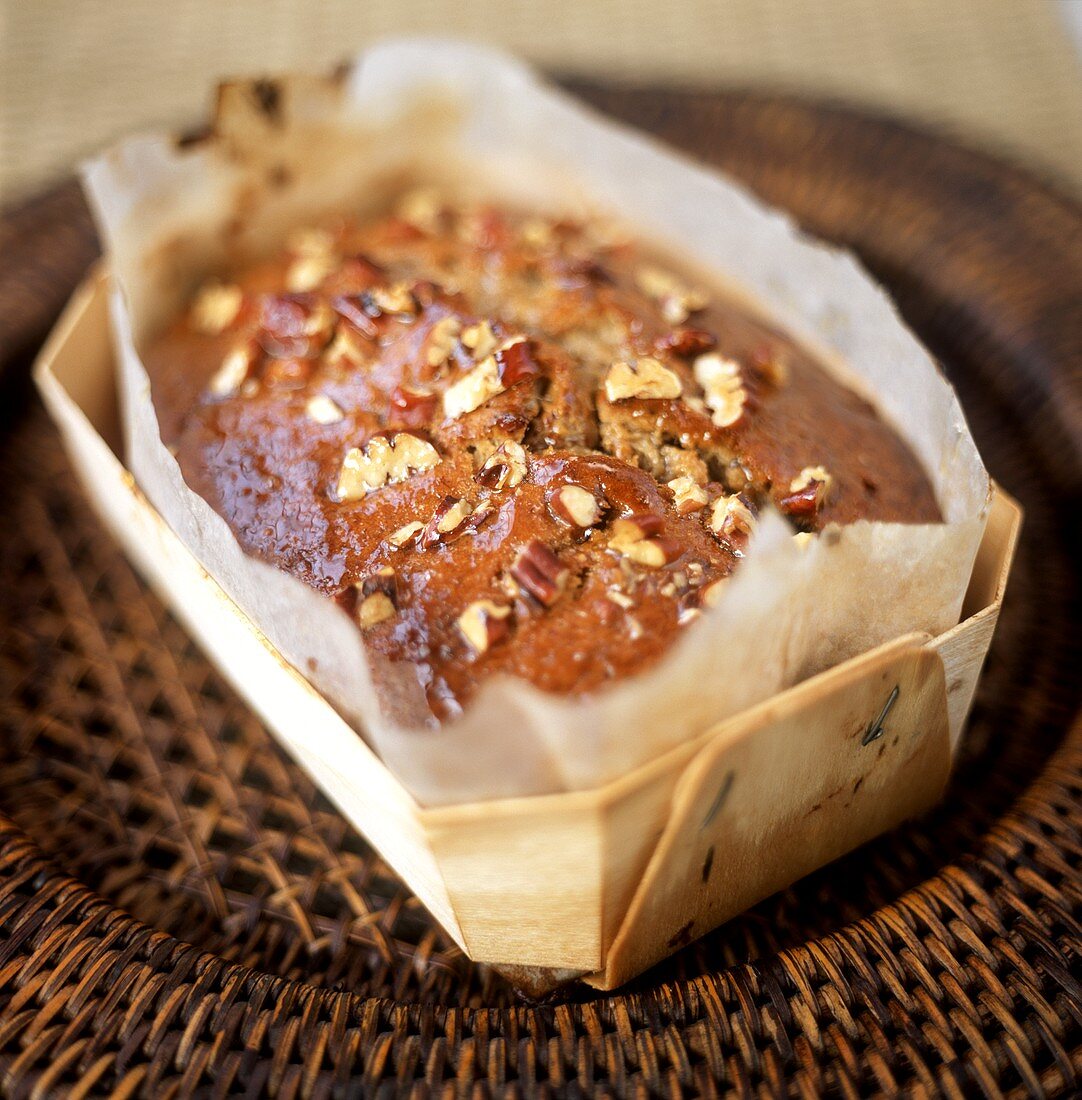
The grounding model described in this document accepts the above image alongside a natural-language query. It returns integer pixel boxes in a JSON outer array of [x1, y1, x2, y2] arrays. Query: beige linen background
[[2, 0, 1081, 205]]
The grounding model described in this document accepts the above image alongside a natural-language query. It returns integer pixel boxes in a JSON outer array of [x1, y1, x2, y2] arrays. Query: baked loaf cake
[[144, 193, 941, 721]]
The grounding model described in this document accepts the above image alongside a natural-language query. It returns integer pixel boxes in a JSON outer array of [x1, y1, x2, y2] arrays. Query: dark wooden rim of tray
[[0, 87, 1079, 1097]]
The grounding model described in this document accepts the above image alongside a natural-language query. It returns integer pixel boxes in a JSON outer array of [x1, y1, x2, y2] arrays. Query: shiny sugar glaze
[[144, 196, 940, 721]]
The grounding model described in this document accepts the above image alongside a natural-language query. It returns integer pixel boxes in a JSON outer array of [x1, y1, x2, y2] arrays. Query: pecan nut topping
[[476, 441, 528, 490], [421, 496, 475, 547], [604, 357, 682, 402], [548, 484, 604, 529], [192, 282, 243, 334], [511, 540, 568, 607], [779, 466, 833, 519], [457, 600, 512, 655], [336, 433, 440, 500]]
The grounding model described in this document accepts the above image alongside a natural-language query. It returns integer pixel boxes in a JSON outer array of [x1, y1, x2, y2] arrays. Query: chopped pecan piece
[[457, 600, 512, 655], [476, 441, 528, 490], [700, 579, 727, 608], [421, 496, 475, 547], [192, 282, 243, 334], [677, 601, 702, 625], [442, 356, 503, 418], [548, 484, 604, 529], [779, 466, 833, 519], [426, 316, 462, 367], [791, 465, 833, 493], [208, 341, 258, 397], [336, 433, 440, 500], [667, 476, 708, 515], [609, 514, 681, 567], [336, 566, 398, 629], [778, 485, 820, 519], [511, 540, 568, 607], [461, 320, 499, 360], [710, 493, 757, 544], [604, 357, 682, 402], [613, 513, 663, 539], [367, 283, 419, 317], [464, 499, 498, 535], [693, 353, 747, 428], [494, 338, 539, 387], [443, 338, 532, 418], [357, 591, 394, 627], [305, 394, 344, 425], [386, 520, 424, 548], [355, 567, 398, 628]]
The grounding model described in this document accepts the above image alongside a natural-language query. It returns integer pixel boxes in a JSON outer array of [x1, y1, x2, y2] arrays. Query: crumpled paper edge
[[81, 38, 990, 806]]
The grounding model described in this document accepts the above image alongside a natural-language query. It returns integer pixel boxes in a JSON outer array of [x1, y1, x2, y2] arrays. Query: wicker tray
[[0, 87, 1079, 1097]]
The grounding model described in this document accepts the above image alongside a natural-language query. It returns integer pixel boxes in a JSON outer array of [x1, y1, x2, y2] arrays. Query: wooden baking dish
[[35, 269, 1021, 990]]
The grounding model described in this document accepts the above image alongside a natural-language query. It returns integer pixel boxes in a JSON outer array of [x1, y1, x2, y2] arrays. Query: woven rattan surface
[[0, 88, 1079, 1097]]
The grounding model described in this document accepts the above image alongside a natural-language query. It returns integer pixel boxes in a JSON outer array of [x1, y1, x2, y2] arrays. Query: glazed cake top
[[144, 193, 940, 721]]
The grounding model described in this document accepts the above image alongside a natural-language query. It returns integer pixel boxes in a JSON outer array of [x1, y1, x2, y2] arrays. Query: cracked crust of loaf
[[143, 195, 941, 722]]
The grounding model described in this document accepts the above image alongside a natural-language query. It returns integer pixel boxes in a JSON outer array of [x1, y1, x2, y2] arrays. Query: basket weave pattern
[[0, 89, 1078, 1096]]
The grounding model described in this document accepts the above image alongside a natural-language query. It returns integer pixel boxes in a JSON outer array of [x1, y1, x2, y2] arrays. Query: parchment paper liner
[[35, 271, 1020, 983], [81, 39, 990, 806]]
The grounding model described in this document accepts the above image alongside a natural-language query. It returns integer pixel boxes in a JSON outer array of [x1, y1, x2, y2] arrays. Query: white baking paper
[[81, 39, 990, 805]]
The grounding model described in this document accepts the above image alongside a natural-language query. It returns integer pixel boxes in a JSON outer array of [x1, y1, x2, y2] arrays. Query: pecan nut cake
[[144, 192, 941, 721]]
